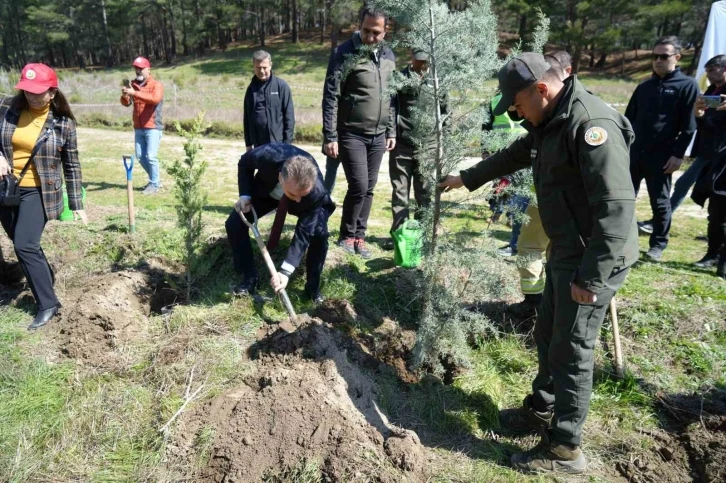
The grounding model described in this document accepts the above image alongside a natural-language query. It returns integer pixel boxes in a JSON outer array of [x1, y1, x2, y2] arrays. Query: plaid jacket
[[0, 97, 84, 220]]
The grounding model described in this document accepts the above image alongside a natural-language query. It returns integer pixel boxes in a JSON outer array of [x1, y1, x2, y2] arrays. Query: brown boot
[[498, 395, 553, 434], [511, 430, 587, 474]]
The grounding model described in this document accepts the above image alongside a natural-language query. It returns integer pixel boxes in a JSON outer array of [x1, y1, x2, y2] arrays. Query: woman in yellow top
[[0, 63, 86, 330]]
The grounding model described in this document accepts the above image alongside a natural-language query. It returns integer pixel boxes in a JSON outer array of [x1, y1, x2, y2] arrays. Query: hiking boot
[[637, 220, 654, 235], [142, 183, 160, 195], [337, 238, 355, 255], [498, 245, 517, 257], [644, 247, 663, 262], [499, 395, 553, 434], [382, 238, 395, 251], [231, 277, 257, 297], [354, 238, 372, 259], [511, 431, 587, 474], [694, 253, 719, 269]]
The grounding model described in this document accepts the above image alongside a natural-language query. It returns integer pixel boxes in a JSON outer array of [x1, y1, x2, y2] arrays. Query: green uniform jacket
[[461, 76, 639, 294]]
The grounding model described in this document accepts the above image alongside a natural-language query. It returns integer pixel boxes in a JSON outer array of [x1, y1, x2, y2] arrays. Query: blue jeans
[[670, 156, 708, 213], [135, 129, 162, 187], [509, 195, 530, 249]]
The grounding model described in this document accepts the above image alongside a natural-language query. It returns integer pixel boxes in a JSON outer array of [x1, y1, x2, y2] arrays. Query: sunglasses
[[652, 53, 677, 61]]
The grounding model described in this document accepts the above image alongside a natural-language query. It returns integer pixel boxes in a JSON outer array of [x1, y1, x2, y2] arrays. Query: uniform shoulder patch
[[584, 126, 608, 146]]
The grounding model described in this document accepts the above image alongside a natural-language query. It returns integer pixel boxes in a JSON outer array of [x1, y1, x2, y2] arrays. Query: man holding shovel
[[225, 143, 334, 304], [439, 53, 638, 474]]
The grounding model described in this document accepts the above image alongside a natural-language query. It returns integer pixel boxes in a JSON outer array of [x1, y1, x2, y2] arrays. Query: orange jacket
[[120, 75, 164, 129]]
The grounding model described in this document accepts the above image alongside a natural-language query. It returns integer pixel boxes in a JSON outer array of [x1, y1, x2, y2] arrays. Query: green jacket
[[322, 32, 396, 143], [461, 76, 639, 294]]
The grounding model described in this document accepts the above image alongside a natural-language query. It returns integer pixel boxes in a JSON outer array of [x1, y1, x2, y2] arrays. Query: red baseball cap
[[15, 63, 58, 94], [132, 57, 151, 69]]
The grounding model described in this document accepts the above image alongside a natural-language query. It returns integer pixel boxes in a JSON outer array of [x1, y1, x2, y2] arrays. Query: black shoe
[[499, 394, 553, 434], [498, 245, 517, 257], [523, 293, 543, 306], [717, 261, 725, 280], [231, 277, 257, 297], [354, 238, 372, 259], [382, 238, 395, 251], [637, 220, 654, 235], [28, 303, 61, 330], [694, 254, 719, 269], [337, 238, 355, 255], [644, 247, 663, 262]]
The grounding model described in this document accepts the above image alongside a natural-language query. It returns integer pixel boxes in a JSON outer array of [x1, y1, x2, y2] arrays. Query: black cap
[[493, 53, 551, 116]]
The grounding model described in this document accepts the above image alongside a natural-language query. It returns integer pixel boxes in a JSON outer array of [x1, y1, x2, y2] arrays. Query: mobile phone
[[122, 79, 131, 88], [702, 95, 723, 109]]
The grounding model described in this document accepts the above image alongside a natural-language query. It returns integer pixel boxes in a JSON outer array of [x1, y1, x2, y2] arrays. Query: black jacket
[[625, 68, 698, 160], [237, 143, 334, 270], [322, 32, 396, 143], [243, 74, 295, 148], [692, 83, 726, 161]]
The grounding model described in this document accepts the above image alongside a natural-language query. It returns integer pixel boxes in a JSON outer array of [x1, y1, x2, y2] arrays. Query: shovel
[[609, 297, 624, 379], [239, 206, 297, 322], [122, 155, 136, 233]]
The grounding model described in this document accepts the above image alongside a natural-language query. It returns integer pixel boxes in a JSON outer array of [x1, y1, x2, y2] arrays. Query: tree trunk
[[181, 0, 189, 55], [595, 51, 607, 70], [100, 0, 114, 66], [292, 0, 299, 43], [518, 13, 527, 39], [258, 5, 266, 47], [169, 0, 178, 59], [320, 1, 326, 45]]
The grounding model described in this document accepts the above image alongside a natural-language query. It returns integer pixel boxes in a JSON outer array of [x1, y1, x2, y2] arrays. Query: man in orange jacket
[[120, 57, 164, 194]]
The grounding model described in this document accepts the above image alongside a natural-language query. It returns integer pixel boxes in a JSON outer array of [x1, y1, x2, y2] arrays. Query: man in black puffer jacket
[[625, 35, 698, 262]]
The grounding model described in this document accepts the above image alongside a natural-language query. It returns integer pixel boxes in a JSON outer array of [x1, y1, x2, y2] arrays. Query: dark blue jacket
[[243, 74, 295, 148], [237, 143, 334, 270], [625, 68, 698, 160], [693, 83, 726, 161]]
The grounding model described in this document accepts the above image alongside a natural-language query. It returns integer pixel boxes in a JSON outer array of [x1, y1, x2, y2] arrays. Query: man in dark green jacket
[[439, 53, 638, 474], [322, 6, 396, 259]]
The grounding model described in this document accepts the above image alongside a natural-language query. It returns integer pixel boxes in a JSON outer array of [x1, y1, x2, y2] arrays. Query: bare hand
[[234, 196, 251, 214], [271, 272, 289, 293], [324, 142, 339, 158], [437, 174, 464, 192], [0, 154, 9, 176], [121, 87, 135, 97], [663, 156, 683, 174], [73, 209, 88, 225], [385, 138, 396, 151], [571, 282, 597, 304], [695, 97, 706, 118]]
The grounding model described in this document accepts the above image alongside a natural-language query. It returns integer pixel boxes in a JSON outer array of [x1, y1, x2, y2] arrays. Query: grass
[[0, 43, 723, 480]]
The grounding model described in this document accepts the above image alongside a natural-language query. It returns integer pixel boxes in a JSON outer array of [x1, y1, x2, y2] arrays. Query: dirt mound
[[51, 271, 150, 368], [614, 431, 692, 483], [168, 319, 428, 482]]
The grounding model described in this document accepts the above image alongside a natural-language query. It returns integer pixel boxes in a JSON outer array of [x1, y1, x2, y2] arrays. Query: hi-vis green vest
[[492, 93, 526, 132]]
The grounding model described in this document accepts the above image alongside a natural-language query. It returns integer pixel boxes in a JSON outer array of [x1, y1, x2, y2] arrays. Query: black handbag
[[0, 122, 54, 208]]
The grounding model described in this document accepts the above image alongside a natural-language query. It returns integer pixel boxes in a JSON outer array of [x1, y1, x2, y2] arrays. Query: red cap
[[15, 63, 58, 94], [132, 57, 151, 69]]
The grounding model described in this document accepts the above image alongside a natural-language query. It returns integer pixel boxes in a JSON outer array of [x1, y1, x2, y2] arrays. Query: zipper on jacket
[[375, 55, 382, 134]]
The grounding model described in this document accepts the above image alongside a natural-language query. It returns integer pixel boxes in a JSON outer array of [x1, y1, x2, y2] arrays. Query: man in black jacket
[[243, 51, 295, 152], [625, 36, 698, 261], [322, 6, 396, 259], [225, 143, 334, 302]]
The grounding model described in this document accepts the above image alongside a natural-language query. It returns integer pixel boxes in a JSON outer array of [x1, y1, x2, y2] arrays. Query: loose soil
[[166, 318, 428, 482]]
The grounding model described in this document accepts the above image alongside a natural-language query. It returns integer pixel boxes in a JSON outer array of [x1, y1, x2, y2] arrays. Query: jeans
[[0, 188, 58, 310], [338, 131, 386, 240], [324, 156, 340, 193], [508, 195, 530, 249], [135, 128, 162, 187], [670, 156, 708, 213]]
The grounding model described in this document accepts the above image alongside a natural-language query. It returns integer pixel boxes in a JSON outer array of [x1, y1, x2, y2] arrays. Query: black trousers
[[631, 156, 672, 250], [224, 197, 330, 295], [338, 131, 386, 240], [389, 143, 430, 233], [707, 196, 726, 262], [0, 187, 58, 311], [532, 264, 629, 446]]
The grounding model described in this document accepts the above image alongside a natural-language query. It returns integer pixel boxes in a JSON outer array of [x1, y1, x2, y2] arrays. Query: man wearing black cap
[[439, 53, 638, 474], [385, 49, 433, 248]]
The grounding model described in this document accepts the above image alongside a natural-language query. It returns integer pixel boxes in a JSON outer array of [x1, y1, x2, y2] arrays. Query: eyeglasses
[[652, 53, 677, 61]]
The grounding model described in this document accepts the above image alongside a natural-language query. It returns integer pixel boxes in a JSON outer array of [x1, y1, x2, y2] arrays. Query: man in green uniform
[[439, 53, 638, 474]]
